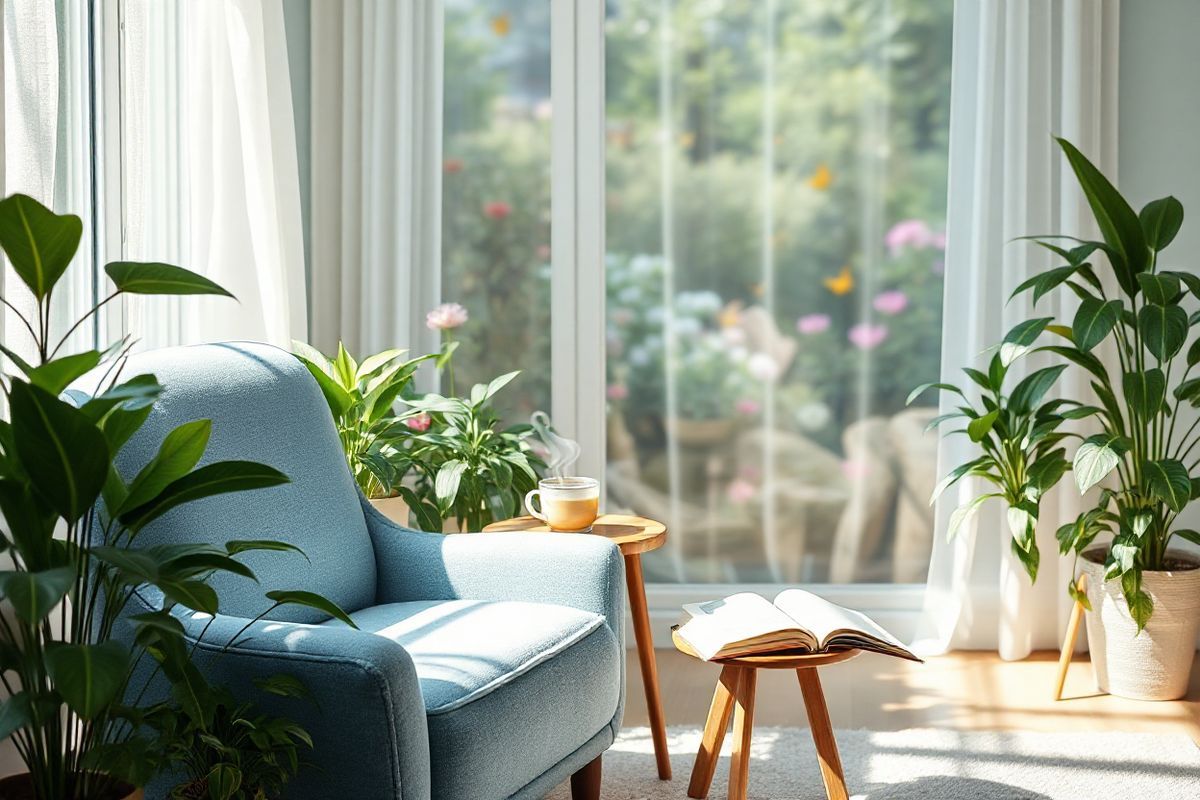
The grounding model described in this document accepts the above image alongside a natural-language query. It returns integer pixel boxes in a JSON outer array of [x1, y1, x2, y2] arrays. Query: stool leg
[[687, 665, 738, 799], [728, 667, 757, 800], [796, 668, 848, 800]]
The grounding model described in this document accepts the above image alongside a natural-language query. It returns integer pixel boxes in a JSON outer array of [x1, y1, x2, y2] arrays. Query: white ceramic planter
[[1080, 547, 1200, 701]]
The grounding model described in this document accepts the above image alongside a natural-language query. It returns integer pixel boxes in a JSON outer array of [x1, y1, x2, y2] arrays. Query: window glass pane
[[441, 1, 552, 422], [605, 1, 952, 584]]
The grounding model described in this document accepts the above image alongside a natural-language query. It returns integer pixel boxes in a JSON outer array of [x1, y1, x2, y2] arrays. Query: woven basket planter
[[1080, 547, 1200, 701]]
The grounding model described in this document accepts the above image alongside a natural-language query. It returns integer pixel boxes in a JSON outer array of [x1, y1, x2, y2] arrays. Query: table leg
[[687, 665, 738, 799], [625, 553, 672, 779], [796, 668, 849, 800], [728, 667, 757, 800]]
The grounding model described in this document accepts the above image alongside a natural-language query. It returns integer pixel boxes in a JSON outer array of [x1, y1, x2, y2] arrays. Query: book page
[[772, 588, 905, 651], [678, 593, 807, 660]]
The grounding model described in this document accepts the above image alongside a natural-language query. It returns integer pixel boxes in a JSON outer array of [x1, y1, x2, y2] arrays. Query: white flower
[[795, 401, 831, 430], [747, 352, 781, 382]]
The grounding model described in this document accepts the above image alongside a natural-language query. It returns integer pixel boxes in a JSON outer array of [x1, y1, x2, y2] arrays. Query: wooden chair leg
[[797, 668, 848, 800], [687, 664, 739, 799], [1054, 574, 1088, 700], [728, 667, 757, 800], [570, 754, 602, 800]]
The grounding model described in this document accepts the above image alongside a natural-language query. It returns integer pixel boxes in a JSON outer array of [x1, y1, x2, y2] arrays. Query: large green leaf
[[966, 410, 998, 442], [1010, 535, 1041, 583], [120, 460, 289, 531], [27, 350, 102, 395], [1139, 196, 1184, 251], [1173, 377, 1200, 406], [0, 479, 55, 568], [105, 262, 233, 296], [999, 317, 1054, 364], [947, 493, 998, 540], [1144, 458, 1191, 512], [1073, 434, 1129, 493], [1136, 272, 1182, 305], [1121, 571, 1154, 632], [357, 348, 408, 380], [906, 382, 965, 406], [1057, 138, 1147, 290], [0, 567, 75, 624], [45, 641, 129, 719], [435, 460, 467, 511], [1035, 345, 1107, 381], [9, 381, 109, 521], [0, 194, 83, 300], [1008, 364, 1068, 415], [1026, 449, 1069, 493], [0, 693, 32, 743], [159, 579, 219, 614], [1121, 368, 1166, 421], [120, 419, 212, 513], [295, 356, 353, 417], [1009, 268, 1081, 308], [265, 590, 357, 627], [1138, 303, 1189, 361], [1071, 298, 1121, 352]]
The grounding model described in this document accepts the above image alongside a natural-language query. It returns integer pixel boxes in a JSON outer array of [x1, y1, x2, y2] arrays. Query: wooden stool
[[673, 631, 858, 800]]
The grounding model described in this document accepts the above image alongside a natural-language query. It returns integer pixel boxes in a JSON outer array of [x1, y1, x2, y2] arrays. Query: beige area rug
[[544, 726, 1200, 799]]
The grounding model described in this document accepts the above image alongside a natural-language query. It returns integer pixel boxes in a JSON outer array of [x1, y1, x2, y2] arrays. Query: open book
[[675, 589, 922, 662]]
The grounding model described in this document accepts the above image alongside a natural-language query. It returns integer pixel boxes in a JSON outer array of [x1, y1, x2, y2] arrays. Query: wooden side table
[[482, 514, 673, 780], [673, 630, 858, 800]]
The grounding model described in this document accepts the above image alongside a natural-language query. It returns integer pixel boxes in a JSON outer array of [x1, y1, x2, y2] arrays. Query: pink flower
[[796, 313, 831, 335], [405, 413, 432, 432], [606, 383, 629, 401], [848, 322, 888, 350], [443, 158, 464, 174], [872, 290, 908, 315], [735, 398, 761, 415], [885, 219, 932, 256], [727, 478, 757, 503], [483, 201, 512, 220], [747, 353, 781, 382], [931, 231, 946, 250], [426, 302, 469, 330]]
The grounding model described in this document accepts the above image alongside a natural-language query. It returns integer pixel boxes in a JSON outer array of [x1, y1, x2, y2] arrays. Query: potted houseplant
[[402, 373, 545, 532], [913, 139, 1200, 700], [0, 194, 353, 798], [291, 341, 442, 524]]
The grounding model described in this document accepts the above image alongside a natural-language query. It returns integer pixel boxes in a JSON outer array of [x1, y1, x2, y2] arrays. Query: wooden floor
[[624, 649, 1200, 744]]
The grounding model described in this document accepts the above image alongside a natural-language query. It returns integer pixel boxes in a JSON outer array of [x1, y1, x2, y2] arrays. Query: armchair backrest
[[110, 342, 378, 622]]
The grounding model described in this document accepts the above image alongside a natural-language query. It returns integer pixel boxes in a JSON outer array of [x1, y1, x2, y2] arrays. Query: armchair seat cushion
[[327, 598, 622, 798]]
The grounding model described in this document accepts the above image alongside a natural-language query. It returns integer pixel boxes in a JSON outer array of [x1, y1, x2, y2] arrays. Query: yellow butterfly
[[808, 163, 833, 191], [490, 13, 511, 37], [823, 266, 854, 296]]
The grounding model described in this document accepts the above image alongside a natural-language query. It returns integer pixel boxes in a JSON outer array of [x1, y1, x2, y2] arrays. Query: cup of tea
[[525, 477, 599, 532]]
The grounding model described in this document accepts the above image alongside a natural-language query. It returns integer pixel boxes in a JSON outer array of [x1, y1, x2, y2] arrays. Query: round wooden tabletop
[[671, 629, 861, 669], [481, 514, 667, 556]]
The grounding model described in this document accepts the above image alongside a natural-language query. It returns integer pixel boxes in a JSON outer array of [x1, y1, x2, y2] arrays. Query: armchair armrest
[[169, 606, 430, 800], [361, 497, 625, 648]]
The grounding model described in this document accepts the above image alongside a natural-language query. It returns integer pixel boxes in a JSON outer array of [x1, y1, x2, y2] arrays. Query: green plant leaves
[[26, 350, 102, 394], [9, 381, 109, 522], [0, 567, 75, 624], [1071, 298, 1121, 352], [1135, 272, 1182, 305], [0, 194, 83, 300], [0, 694, 33, 743], [966, 410, 998, 442], [121, 419, 212, 513], [45, 641, 130, 719], [1137, 303, 1188, 361], [999, 317, 1053, 364], [105, 262, 233, 296], [265, 590, 357, 628], [1057, 138, 1147, 292], [1073, 434, 1129, 493], [1008, 364, 1068, 415], [434, 460, 468, 513], [121, 460, 289, 531], [1143, 458, 1191, 512], [906, 382, 965, 406], [1121, 368, 1166, 421], [947, 493, 998, 540], [1009, 267, 1083, 308], [1139, 196, 1184, 251]]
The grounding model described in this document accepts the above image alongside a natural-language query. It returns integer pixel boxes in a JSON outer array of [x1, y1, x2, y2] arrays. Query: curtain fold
[[914, 0, 1121, 659], [309, 0, 443, 362], [121, 0, 306, 349]]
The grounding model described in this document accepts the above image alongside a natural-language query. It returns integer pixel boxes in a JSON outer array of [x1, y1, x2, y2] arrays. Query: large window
[[603, 1, 953, 584]]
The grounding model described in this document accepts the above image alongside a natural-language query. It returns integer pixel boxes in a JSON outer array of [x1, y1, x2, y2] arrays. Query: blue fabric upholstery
[[100, 342, 625, 800]]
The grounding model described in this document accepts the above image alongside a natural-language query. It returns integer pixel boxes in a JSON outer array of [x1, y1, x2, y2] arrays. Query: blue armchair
[[112, 342, 625, 800]]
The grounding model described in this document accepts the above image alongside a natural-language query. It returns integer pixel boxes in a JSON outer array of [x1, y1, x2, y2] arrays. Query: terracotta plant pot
[[1080, 547, 1200, 701], [368, 493, 410, 525], [0, 774, 142, 800]]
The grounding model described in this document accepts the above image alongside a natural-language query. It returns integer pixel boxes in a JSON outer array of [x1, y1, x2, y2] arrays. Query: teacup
[[525, 477, 599, 532]]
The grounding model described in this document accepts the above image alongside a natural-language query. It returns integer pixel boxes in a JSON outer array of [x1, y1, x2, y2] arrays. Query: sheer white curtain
[[120, 0, 306, 349], [914, 0, 1121, 659], [308, 0, 443, 361]]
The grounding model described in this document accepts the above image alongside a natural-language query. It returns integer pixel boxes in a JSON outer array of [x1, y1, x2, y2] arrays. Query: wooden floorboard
[[624, 650, 1200, 744]]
